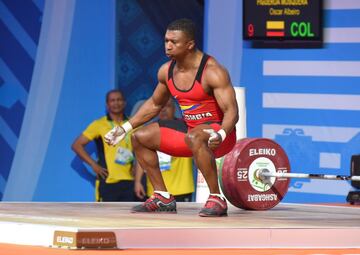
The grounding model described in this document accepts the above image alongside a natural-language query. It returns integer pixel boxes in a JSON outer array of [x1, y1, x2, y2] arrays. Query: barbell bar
[[219, 138, 360, 211], [257, 169, 360, 182]]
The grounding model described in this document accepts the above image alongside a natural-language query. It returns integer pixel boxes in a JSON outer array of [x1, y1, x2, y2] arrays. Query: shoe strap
[[206, 198, 227, 209]]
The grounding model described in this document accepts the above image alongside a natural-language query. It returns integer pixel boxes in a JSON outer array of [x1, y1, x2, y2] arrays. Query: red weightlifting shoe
[[199, 195, 228, 217], [131, 193, 177, 213]]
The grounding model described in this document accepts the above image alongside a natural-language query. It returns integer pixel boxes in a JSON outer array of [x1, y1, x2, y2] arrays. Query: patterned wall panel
[[0, 0, 44, 200]]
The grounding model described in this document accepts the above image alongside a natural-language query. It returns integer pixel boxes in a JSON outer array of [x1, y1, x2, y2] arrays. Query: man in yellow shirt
[[72, 89, 136, 201], [134, 99, 195, 202]]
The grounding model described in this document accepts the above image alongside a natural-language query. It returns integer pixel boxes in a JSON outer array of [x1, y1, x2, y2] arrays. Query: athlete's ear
[[187, 40, 195, 50]]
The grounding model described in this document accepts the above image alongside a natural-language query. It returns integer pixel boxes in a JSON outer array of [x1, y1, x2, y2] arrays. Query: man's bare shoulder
[[204, 57, 231, 87], [158, 60, 172, 83], [206, 57, 227, 73]]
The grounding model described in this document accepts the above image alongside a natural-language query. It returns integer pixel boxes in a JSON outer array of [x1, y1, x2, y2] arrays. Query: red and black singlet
[[166, 54, 224, 128]]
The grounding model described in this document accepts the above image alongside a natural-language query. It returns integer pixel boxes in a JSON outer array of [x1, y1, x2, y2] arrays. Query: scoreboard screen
[[243, 0, 322, 41]]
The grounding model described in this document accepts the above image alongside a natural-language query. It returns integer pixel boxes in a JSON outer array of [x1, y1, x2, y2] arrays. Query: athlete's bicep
[[214, 84, 237, 113], [208, 67, 237, 114], [207, 65, 239, 133], [129, 64, 171, 126], [151, 63, 171, 107], [151, 82, 171, 108]]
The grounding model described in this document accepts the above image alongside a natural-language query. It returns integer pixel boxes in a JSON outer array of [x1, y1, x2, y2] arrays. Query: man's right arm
[[105, 63, 171, 145], [129, 63, 171, 128], [71, 135, 108, 179]]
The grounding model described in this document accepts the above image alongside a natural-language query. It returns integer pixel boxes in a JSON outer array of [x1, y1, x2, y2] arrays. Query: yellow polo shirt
[[82, 116, 134, 183], [146, 155, 194, 197]]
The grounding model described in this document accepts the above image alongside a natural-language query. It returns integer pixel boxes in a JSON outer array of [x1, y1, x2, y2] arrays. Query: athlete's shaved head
[[167, 18, 196, 41]]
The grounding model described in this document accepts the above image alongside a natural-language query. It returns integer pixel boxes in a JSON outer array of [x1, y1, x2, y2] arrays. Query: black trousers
[[98, 179, 136, 202]]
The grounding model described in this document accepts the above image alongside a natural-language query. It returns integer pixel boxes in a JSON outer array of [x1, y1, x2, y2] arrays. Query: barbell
[[219, 138, 360, 210]]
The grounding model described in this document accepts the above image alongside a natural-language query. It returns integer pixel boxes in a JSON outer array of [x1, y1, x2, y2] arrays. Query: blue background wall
[[205, 0, 360, 203], [240, 1, 360, 203], [1, 0, 47, 200], [1, 0, 360, 203], [1, 0, 115, 201]]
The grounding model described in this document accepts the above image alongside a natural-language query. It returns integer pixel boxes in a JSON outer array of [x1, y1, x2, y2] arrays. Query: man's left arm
[[208, 65, 239, 136]]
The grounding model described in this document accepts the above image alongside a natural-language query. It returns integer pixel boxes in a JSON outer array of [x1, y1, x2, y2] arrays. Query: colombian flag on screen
[[266, 21, 285, 37]]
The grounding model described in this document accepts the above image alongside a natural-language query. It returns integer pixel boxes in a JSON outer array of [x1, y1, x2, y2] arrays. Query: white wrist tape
[[218, 129, 226, 141], [121, 121, 133, 133]]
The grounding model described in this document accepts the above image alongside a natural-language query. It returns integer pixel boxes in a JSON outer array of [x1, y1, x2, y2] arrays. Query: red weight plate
[[219, 138, 290, 210]]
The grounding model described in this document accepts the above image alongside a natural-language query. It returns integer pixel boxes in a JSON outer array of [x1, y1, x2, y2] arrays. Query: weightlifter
[[105, 18, 239, 217]]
